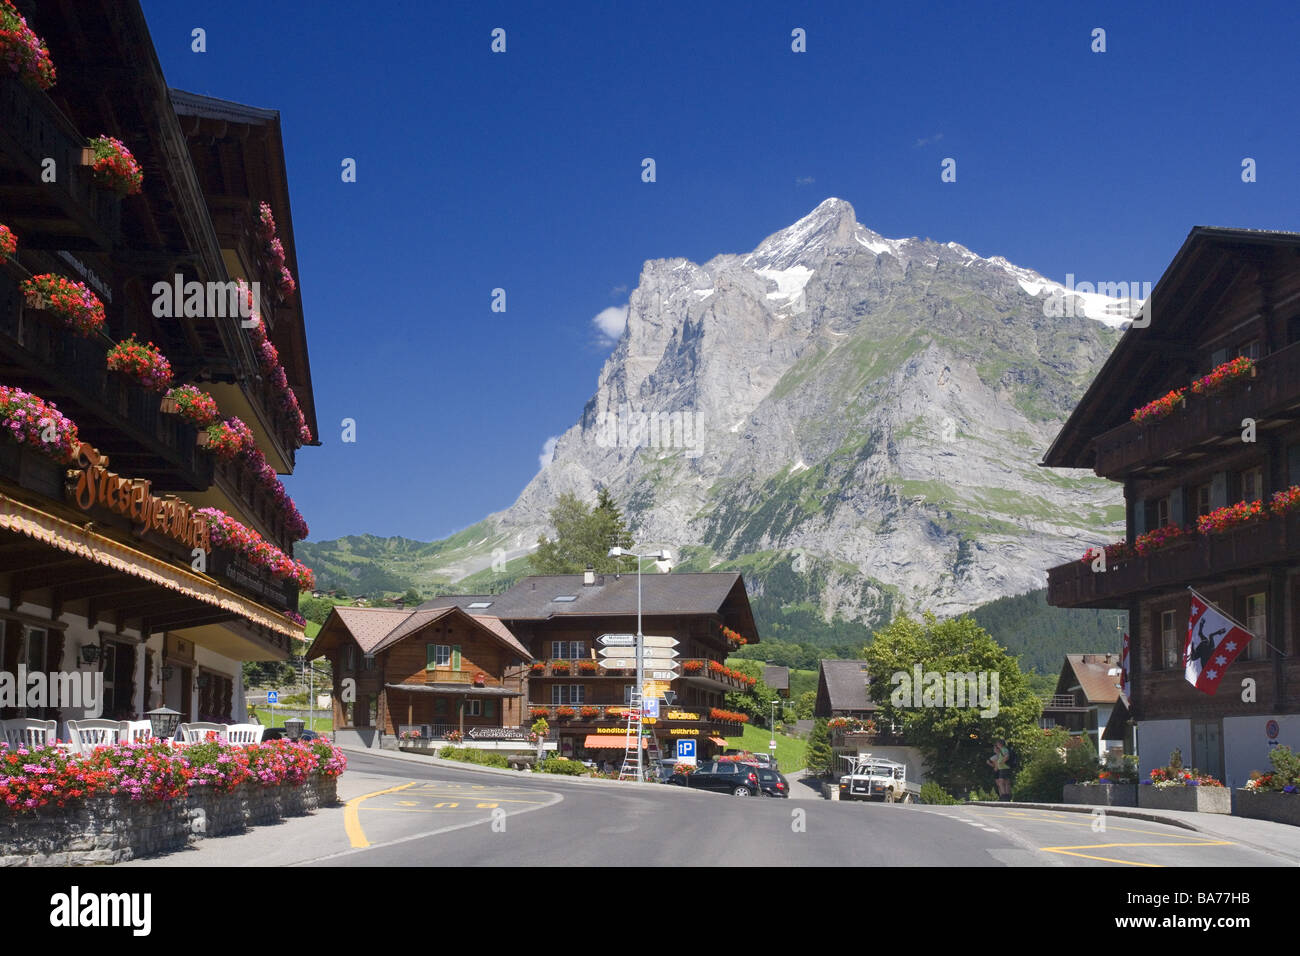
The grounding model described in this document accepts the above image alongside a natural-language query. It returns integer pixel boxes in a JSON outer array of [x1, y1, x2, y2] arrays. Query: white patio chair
[[224, 723, 265, 744], [2, 718, 57, 749], [119, 719, 153, 743], [177, 722, 228, 743], [66, 718, 122, 755]]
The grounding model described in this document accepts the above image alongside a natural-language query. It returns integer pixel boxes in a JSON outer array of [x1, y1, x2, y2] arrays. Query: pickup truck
[[837, 754, 919, 803]]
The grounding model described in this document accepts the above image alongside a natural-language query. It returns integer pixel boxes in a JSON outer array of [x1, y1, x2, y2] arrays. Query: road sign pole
[[637, 556, 643, 782]]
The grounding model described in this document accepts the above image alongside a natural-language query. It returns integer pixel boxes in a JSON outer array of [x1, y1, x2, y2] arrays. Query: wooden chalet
[[425, 571, 761, 760], [1039, 653, 1124, 755], [1044, 226, 1300, 785], [0, 1, 316, 726]]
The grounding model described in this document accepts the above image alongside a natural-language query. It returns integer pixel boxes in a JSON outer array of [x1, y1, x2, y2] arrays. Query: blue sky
[[141, 0, 1300, 542]]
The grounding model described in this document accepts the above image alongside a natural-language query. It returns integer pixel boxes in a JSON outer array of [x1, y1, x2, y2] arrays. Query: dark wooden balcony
[[0, 74, 120, 250], [1093, 344, 1300, 479], [1048, 511, 1300, 608], [0, 268, 212, 490], [211, 454, 293, 553]]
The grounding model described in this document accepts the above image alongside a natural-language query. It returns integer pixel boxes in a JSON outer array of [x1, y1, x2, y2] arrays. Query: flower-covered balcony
[[1093, 346, 1300, 479]]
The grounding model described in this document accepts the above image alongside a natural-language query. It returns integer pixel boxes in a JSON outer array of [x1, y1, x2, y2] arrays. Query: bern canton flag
[[1184, 591, 1253, 695]]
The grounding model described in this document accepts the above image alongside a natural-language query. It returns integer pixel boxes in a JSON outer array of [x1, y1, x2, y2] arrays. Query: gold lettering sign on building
[[67, 444, 211, 552], [667, 710, 700, 721], [669, 728, 700, 735]]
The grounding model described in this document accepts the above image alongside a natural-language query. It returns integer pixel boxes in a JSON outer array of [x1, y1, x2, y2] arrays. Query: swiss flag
[[1184, 592, 1253, 695]]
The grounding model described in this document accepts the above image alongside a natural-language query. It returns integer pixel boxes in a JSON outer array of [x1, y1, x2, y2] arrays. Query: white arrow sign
[[597, 634, 637, 647], [598, 658, 637, 669], [640, 636, 679, 649], [650, 669, 679, 680], [599, 646, 679, 659]]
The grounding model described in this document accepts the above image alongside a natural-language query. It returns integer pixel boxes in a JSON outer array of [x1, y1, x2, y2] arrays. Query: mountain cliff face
[[302, 199, 1126, 636]]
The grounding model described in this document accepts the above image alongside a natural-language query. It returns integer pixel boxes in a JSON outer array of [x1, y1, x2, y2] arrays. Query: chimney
[[583, 566, 596, 586]]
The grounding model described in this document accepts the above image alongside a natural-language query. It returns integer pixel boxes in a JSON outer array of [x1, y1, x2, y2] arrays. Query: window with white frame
[[1241, 467, 1264, 504], [551, 684, 585, 705], [1244, 593, 1267, 661], [551, 641, 586, 659], [1161, 610, 1180, 670], [466, 699, 482, 716]]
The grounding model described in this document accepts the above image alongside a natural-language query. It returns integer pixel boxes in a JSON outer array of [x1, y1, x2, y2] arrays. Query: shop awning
[[583, 735, 647, 749], [0, 493, 303, 641], [708, 736, 728, 747]]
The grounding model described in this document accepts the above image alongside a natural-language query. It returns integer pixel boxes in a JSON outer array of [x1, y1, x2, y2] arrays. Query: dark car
[[756, 768, 789, 798], [259, 727, 320, 742], [665, 760, 762, 796]]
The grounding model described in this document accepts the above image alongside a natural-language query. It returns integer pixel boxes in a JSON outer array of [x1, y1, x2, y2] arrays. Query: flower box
[[1137, 784, 1231, 814], [1190, 356, 1255, 396], [20, 274, 106, 337], [1063, 783, 1138, 807], [83, 135, 144, 196], [0, 2, 57, 90], [1233, 790, 1300, 827], [1131, 388, 1186, 425]]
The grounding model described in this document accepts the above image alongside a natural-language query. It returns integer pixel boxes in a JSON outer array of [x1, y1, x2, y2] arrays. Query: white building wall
[[1223, 714, 1300, 788], [1137, 719, 1191, 779]]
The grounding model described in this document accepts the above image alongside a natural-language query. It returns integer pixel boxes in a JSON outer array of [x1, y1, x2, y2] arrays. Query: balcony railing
[[677, 660, 753, 691], [1093, 345, 1300, 479], [1048, 510, 1300, 608], [0, 270, 212, 489], [211, 453, 293, 552], [0, 74, 121, 248], [1042, 695, 1085, 710], [528, 660, 625, 679]]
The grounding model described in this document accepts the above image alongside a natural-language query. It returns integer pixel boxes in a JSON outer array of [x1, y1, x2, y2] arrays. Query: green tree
[[401, 587, 423, 605], [805, 718, 833, 777], [297, 595, 334, 626], [862, 611, 1042, 795], [528, 489, 636, 574], [722, 661, 780, 725], [795, 689, 817, 719]]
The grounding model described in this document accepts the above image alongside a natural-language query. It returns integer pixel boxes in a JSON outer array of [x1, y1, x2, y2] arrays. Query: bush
[[1012, 730, 1097, 802], [437, 746, 509, 768], [537, 758, 588, 776], [920, 781, 957, 805]]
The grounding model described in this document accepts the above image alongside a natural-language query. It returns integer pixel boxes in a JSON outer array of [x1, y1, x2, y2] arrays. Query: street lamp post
[[608, 544, 671, 781], [770, 698, 778, 754]]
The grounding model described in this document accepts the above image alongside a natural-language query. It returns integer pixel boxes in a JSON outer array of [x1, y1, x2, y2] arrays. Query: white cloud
[[538, 435, 559, 470], [592, 304, 629, 347], [914, 132, 944, 148]]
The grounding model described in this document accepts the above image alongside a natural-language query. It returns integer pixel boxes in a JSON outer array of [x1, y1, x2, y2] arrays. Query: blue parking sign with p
[[677, 739, 695, 759]]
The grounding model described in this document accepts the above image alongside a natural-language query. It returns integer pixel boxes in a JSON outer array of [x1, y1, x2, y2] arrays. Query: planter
[[1063, 783, 1138, 807], [160, 396, 180, 415], [0, 794, 188, 866], [1138, 785, 1231, 814], [1233, 790, 1300, 827], [186, 784, 248, 839]]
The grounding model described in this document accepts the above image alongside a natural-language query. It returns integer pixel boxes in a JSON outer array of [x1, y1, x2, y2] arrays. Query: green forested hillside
[[970, 588, 1126, 674]]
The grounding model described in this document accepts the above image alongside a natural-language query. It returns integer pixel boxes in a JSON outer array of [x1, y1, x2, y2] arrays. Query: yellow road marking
[[1040, 840, 1234, 867], [344, 781, 416, 848], [993, 814, 1192, 838], [396, 800, 418, 806]]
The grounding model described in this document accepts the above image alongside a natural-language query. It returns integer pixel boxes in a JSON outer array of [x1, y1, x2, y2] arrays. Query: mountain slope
[[300, 199, 1126, 633]]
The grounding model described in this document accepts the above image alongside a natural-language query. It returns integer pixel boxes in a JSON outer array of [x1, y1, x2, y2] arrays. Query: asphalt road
[[124, 751, 1292, 867]]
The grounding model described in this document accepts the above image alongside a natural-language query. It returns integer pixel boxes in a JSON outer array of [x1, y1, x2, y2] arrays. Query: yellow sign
[[643, 681, 668, 698], [667, 711, 700, 721], [669, 728, 699, 736], [595, 727, 631, 734], [68, 443, 210, 551]]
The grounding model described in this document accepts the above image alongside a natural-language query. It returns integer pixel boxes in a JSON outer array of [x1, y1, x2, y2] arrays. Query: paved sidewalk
[[970, 800, 1300, 866]]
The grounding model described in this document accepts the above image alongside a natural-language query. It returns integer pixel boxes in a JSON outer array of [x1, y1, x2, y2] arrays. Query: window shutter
[[1168, 487, 1184, 526], [1210, 472, 1228, 509], [485, 699, 495, 719], [1211, 347, 1228, 367], [452, 645, 462, 671], [426, 644, 436, 670], [1133, 498, 1147, 536]]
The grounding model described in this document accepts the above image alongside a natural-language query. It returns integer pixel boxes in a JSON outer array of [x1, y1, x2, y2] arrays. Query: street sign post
[[676, 738, 697, 766], [267, 690, 278, 727]]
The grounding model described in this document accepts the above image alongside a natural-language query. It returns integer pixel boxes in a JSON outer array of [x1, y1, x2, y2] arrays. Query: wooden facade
[[1044, 227, 1300, 784], [0, 2, 316, 727]]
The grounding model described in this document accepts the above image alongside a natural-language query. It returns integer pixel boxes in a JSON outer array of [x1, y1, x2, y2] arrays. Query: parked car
[[260, 727, 320, 742], [665, 759, 761, 796], [756, 768, 789, 797]]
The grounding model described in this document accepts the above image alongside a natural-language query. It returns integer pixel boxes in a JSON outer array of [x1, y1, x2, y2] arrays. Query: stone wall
[[0, 775, 340, 866]]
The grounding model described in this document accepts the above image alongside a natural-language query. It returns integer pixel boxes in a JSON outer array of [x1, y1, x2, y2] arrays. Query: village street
[[120, 751, 1298, 868]]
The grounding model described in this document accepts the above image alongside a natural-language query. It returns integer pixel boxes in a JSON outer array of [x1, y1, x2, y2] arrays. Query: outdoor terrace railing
[[1048, 510, 1300, 608], [1093, 345, 1300, 479]]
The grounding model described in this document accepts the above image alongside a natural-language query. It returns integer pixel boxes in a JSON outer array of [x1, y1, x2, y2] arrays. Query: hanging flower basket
[[199, 417, 254, 463], [20, 274, 106, 337], [0, 384, 79, 464], [1131, 388, 1186, 425], [0, 1, 56, 90], [84, 135, 144, 196], [1197, 499, 1266, 535], [0, 223, 16, 260], [1190, 356, 1255, 397], [161, 385, 220, 428], [106, 337, 173, 392], [1271, 485, 1300, 517], [554, 706, 576, 720]]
